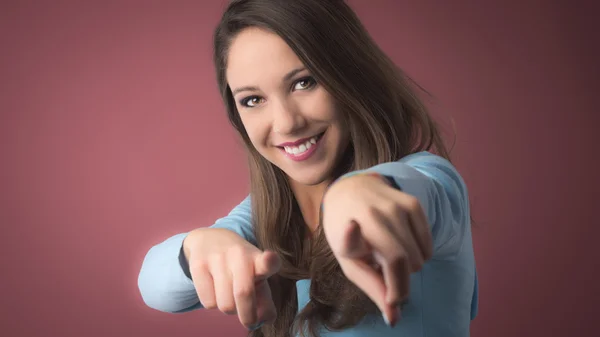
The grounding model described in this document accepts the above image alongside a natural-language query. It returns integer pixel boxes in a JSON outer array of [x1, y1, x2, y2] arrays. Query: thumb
[[254, 250, 281, 281]]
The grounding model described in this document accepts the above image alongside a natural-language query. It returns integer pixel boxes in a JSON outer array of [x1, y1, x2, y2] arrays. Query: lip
[[276, 132, 324, 147], [278, 131, 325, 162]]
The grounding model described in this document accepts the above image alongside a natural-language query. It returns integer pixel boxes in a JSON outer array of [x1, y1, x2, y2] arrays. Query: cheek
[[240, 115, 270, 149], [309, 89, 339, 121]]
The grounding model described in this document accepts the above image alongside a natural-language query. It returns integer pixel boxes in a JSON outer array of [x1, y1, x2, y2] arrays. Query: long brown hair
[[213, 1, 451, 336]]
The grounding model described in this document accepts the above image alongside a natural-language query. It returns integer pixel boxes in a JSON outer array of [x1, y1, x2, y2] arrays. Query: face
[[226, 27, 349, 186]]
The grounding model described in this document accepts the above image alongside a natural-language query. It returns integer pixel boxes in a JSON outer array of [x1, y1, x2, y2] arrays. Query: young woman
[[138, 0, 478, 336]]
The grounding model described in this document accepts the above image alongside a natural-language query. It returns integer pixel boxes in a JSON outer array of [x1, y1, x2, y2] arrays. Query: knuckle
[[201, 299, 217, 310], [407, 196, 421, 211], [382, 201, 400, 216], [188, 257, 209, 274], [233, 284, 254, 299], [217, 302, 237, 314]]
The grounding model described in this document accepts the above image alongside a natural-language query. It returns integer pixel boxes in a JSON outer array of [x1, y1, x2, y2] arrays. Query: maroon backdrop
[[1, 0, 597, 336]]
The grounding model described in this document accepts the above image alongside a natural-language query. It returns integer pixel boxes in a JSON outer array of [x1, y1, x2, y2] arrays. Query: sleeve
[[471, 269, 479, 320], [344, 151, 471, 259], [137, 195, 255, 313]]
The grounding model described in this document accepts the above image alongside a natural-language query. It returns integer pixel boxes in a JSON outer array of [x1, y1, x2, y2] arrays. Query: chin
[[282, 162, 335, 186], [288, 173, 328, 186]]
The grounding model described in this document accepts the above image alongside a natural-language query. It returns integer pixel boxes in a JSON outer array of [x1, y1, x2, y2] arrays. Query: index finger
[[357, 209, 411, 306], [230, 254, 258, 328], [337, 256, 398, 327]]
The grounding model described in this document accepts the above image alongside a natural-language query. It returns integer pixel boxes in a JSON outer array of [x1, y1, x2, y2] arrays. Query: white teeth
[[284, 135, 319, 155]]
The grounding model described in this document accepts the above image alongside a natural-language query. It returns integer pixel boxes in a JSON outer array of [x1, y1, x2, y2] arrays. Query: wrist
[[182, 233, 192, 264], [328, 171, 390, 194], [322, 171, 389, 207], [180, 231, 199, 280], [182, 229, 202, 262]]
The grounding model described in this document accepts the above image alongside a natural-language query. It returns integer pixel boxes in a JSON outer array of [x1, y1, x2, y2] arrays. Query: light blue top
[[138, 151, 479, 336]]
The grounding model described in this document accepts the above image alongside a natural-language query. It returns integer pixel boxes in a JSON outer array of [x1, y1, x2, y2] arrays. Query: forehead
[[226, 27, 304, 89]]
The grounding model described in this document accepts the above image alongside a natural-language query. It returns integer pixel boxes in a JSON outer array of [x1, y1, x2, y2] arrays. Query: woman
[[138, 0, 478, 336]]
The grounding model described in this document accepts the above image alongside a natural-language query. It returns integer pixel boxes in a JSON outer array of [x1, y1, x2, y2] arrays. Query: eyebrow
[[231, 66, 307, 96]]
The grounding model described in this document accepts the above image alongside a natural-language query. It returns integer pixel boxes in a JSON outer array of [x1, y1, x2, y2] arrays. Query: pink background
[[1, 0, 597, 336]]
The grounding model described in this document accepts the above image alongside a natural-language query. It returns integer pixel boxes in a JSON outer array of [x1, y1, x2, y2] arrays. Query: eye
[[240, 96, 265, 108], [293, 76, 317, 91]]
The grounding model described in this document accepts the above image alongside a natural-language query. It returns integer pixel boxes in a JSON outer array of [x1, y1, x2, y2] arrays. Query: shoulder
[[367, 151, 466, 194], [400, 151, 459, 175], [399, 151, 468, 200]]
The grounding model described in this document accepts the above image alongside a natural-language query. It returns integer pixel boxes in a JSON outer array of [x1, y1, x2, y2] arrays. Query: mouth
[[277, 131, 325, 162]]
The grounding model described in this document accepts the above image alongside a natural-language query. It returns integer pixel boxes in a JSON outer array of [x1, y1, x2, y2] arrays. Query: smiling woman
[[138, 1, 478, 337], [226, 27, 348, 191]]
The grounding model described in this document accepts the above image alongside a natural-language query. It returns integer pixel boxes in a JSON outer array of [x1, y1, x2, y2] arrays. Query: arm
[[137, 195, 255, 313], [324, 150, 477, 323], [359, 151, 478, 319]]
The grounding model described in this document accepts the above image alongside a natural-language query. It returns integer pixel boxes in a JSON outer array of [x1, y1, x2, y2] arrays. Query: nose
[[271, 98, 306, 135]]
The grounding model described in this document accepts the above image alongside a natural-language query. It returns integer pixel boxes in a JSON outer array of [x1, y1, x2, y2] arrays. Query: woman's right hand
[[183, 228, 281, 330]]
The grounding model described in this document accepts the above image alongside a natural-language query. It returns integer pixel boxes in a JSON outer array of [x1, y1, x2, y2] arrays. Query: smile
[[277, 131, 325, 162]]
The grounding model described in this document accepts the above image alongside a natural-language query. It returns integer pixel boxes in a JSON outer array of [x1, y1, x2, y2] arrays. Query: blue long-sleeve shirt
[[138, 151, 479, 336]]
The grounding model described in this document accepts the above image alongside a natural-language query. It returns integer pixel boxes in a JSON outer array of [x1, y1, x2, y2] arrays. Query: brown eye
[[293, 77, 316, 91], [241, 96, 264, 108]]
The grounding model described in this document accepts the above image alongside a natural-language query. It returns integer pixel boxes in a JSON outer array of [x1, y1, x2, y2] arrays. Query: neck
[[289, 178, 332, 232]]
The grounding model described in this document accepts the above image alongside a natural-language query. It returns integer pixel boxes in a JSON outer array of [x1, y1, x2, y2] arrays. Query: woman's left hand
[[321, 173, 433, 326]]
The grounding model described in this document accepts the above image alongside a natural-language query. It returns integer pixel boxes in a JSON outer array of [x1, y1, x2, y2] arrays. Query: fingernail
[[382, 312, 391, 327], [383, 311, 396, 327], [383, 304, 403, 328], [248, 321, 265, 331]]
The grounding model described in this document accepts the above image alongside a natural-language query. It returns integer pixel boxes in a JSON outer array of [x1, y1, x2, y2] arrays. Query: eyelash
[[239, 76, 317, 108], [293, 76, 317, 91]]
